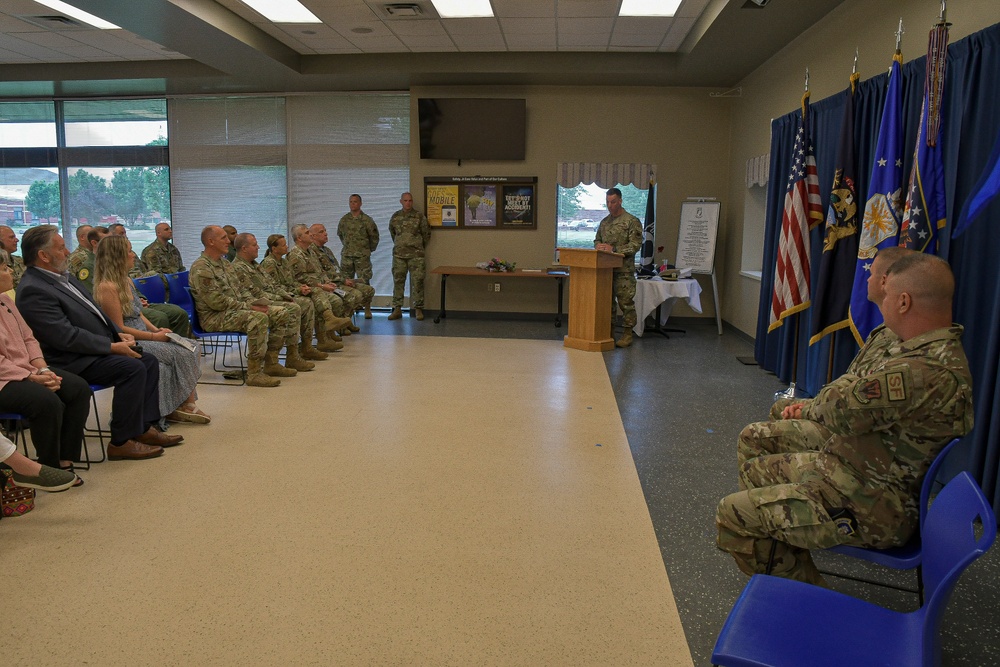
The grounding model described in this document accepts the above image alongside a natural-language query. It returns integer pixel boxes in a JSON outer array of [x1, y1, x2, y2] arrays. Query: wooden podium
[[557, 247, 623, 352]]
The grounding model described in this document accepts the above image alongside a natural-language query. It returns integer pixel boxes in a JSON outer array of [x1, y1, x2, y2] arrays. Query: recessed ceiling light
[[238, 0, 321, 23], [34, 0, 120, 29], [430, 0, 494, 19], [619, 0, 682, 17]]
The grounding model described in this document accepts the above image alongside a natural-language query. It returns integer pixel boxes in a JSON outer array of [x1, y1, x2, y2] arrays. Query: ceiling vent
[[18, 14, 87, 30], [385, 4, 422, 17]]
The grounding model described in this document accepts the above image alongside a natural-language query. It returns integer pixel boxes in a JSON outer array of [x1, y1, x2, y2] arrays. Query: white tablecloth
[[632, 277, 703, 336]]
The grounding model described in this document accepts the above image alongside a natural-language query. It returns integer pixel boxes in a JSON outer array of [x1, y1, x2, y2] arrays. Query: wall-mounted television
[[418, 98, 526, 161]]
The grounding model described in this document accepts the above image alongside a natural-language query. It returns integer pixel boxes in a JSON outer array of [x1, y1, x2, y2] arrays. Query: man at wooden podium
[[594, 188, 643, 347]]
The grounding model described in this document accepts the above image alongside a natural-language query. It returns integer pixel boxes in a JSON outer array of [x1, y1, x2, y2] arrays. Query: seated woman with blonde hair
[[93, 235, 210, 425]]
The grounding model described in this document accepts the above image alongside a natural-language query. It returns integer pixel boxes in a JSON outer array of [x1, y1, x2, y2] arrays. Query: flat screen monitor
[[418, 98, 526, 161]]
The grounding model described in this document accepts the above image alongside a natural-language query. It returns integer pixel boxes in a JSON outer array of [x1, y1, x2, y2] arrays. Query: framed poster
[[427, 184, 460, 227], [675, 200, 720, 274], [424, 176, 536, 229]]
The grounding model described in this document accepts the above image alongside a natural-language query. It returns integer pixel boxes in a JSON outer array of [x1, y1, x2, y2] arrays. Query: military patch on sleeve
[[77, 268, 89, 281], [886, 371, 907, 401], [853, 378, 882, 404], [829, 508, 857, 537]]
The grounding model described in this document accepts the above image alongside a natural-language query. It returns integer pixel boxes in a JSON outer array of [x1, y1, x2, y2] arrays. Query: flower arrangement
[[477, 257, 517, 272]]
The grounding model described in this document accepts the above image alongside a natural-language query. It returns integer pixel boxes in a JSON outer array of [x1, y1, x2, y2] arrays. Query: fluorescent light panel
[[238, 0, 321, 23], [34, 0, 120, 29], [431, 0, 494, 18], [619, 0, 682, 17]]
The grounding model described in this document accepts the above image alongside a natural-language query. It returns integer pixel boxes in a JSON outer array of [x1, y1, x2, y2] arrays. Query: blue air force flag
[[848, 55, 904, 346]]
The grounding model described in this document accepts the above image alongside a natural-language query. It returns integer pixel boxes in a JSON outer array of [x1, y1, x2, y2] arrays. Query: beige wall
[[723, 0, 998, 336], [409, 85, 732, 316]]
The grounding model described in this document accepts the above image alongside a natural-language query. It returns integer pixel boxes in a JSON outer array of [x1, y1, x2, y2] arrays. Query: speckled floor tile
[[4, 333, 692, 666]]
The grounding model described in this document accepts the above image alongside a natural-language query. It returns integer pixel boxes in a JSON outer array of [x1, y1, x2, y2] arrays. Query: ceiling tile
[[387, 20, 449, 37], [500, 18, 557, 35], [557, 0, 619, 18], [558, 18, 614, 34], [505, 34, 558, 50], [451, 33, 507, 51], [613, 17, 674, 34], [343, 33, 409, 52], [441, 18, 502, 36], [558, 32, 609, 48], [493, 0, 556, 18], [675, 0, 711, 19], [399, 35, 458, 51]]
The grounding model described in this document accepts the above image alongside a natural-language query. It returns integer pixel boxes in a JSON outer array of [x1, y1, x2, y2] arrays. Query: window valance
[[556, 162, 655, 189]]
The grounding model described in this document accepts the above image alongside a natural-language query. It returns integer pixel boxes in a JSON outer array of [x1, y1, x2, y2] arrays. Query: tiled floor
[[370, 310, 1000, 666], [5, 311, 998, 665]]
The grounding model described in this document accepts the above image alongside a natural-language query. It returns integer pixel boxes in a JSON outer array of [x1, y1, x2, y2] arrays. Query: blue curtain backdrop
[[754, 22, 1000, 511]]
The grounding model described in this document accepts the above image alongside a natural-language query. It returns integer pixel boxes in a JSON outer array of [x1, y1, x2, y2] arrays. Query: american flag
[[769, 95, 823, 332]]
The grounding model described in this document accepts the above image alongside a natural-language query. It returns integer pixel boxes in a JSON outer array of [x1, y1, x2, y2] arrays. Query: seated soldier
[[141, 223, 186, 276], [189, 225, 298, 388], [747, 247, 915, 466], [286, 223, 354, 350], [229, 232, 317, 372], [309, 223, 372, 327], [717, 253, 974, 585], [67, 224, 93, 275]]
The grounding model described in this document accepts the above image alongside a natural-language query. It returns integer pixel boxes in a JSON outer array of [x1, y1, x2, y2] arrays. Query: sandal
[[59, 465, 85, 487], [166, 404, 212, 424]]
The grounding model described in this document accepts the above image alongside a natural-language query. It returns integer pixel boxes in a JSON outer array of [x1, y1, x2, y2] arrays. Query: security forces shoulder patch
[[853, 378, 882, 404], [885, 370, 907, 401]]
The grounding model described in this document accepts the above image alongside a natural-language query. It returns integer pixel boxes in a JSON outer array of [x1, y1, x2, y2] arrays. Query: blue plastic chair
[[132, 275, 167, 304], [712, 471, 996, 667], [165, 271, 192, 316], [822, 438, 961, 603], [184, 286, 246, 385], [0, 412, 29, 456]]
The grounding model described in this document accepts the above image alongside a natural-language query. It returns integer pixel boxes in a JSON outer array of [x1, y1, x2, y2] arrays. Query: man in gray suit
[[16, 225, 182, 460]]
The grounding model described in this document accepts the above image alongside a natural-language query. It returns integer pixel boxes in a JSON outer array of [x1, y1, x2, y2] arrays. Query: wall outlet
[[487, 283, 493, 292], [495, 282, 501, 292]]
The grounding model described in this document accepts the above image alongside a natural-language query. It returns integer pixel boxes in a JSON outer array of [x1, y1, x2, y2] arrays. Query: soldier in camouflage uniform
[[285, 225, 354, 351], [757, 248, 915, 464], [259, 233, 336, 356], [230, 232, 323, 369], [336, 194, 379, 303], [594, 188, 643, 348], [386, 192, 431, 321], [189, 226, 298, 388], [140, 223, 186, 275], [0, 226, 26, 289], [309, 223, 372, 323], [67, 225, 92, 276], [717, 254, 974, 585], [74, 227, 109, 292]]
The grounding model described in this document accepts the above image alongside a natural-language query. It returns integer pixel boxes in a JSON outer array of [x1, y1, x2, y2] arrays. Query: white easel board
[[675, 200, 720, 274]]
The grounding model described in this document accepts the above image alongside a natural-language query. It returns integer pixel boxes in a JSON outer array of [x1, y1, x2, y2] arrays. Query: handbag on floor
[[1, 466, 35, 518]]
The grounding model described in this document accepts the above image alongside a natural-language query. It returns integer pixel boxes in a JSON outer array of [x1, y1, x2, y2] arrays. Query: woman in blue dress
[[93, 235, 210, 425]]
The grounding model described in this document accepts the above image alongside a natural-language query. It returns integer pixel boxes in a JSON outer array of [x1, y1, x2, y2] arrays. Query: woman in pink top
[[0, 253, 91, 487]]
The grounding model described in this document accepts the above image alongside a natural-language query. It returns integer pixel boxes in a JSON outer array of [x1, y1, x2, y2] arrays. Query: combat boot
[[300, 340, 328, 361], [285, 344, 315, 372], [246, 358, 280, 387], [615, 330, 633, 348], [415, 308, 424, 321], [323, 311, 353, 333], [316, 328, 344, 353], [364, 304, 372, 319], [387, 307, 402, 320], [263, 348, 297, 377]]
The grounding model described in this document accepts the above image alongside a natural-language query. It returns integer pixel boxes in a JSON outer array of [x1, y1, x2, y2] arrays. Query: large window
[[556, 182, 651, 249], [0, 100, 169, 252], [170, 94, 410, 300]]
